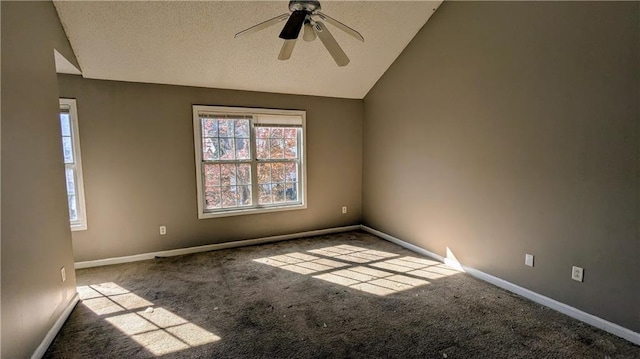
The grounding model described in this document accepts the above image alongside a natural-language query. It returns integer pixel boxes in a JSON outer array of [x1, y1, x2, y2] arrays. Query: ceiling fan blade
[[279, 10, 307, 40], [235, 13, 289, 38], [278, 39, 297, 60], [313, 21, 350, 67], [315, 11, 364, 42]]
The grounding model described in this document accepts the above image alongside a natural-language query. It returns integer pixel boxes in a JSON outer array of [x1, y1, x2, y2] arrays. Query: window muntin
[[193, 106, 306, 218], [59, 99, 88, 230]]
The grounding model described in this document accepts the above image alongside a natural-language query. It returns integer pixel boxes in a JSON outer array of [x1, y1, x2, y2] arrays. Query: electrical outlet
[[159, 226, 167, 235], [60, 267, 66, 282], [525, 254, 534, 267], [571, 266, 584, 282], [342, 206, 347, 214]]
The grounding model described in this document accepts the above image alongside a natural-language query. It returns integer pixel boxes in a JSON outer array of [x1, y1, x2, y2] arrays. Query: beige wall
[[57, 75, 363, 262], [1, 2, 79, 357], [363, 1, 639, 331], [4, 2, 637, 356]]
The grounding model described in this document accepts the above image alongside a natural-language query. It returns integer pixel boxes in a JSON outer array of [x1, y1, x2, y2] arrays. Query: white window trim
[[60, 98, 88, 231], [193, 105, 307, 219]]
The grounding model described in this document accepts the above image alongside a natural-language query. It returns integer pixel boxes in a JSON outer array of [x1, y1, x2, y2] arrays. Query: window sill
[[198, 203, 307, 219], [71, 224, 87, 231]]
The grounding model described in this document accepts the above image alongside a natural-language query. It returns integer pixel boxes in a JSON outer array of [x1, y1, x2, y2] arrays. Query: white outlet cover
[[159, 226, 167, 235], [572, 266, 584, 282], [525, 254, 534, 267], [60, 267, 66, 282]]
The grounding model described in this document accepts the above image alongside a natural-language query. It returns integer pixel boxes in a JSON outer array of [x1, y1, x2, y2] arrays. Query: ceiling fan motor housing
[[289, 1, 321, 13], [235, 0, 361, 66]]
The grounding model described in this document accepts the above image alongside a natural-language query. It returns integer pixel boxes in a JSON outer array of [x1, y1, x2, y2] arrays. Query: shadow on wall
[[254, 244, 462, 296]]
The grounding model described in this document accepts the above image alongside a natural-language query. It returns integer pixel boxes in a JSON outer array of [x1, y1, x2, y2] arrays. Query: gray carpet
[[44, 231, 639, 358]]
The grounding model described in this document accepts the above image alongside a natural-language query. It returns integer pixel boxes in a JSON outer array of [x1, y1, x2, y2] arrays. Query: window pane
[[234, 120, 250, 138], [257, 163, 271, 184], [221, 186, 237, 208], [258, 184, 272, 205], [284, 138, 297, 159], [202, 138, 219, 160], [283, 128, 297, 138], [201, 119, 218, 137], [62, 137, 74, 163], [205, 188, 221, 210], [273, 183, 285, 203], [60, 114, 71, 136], [237, 185, 252, 206], [256, 127, 269, 138], [218, 119, 233, 137], [256, 139, 268, 159], [269, 139, 284, 158], [286, 183, 298, 202], [65, 167, 76, 195], [220, 164, 236, 186], [272, 162, 285, 183], [237, 164, 251, 185], [204, 164, 220, 188], [219, 138, 235, 160], [68, 195, 78, 221], [285, 162, 297, 182], [270, 128, 284, 138], [235, 138, 250, 160]]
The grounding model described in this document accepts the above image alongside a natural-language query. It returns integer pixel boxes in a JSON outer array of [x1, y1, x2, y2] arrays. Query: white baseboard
[[72, 224, 639, 345], [75, 225, 361, 269], [461, 266, 640, 345], [31, 292, 79, 359], [360, 225, 640, 346]]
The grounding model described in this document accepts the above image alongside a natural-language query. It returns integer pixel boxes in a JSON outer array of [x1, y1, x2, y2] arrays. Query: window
[[193, 106, 306, 218], [59, 98, 88, 230]]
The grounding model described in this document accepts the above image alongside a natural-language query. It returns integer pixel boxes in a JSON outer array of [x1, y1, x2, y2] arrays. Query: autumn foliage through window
[[193, 106, 306, 218]]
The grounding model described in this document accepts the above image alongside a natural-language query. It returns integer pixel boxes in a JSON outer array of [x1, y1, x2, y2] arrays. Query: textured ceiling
[[54, 1, 442, 99]]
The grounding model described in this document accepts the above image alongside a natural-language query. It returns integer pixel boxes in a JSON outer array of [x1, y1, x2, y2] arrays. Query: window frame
[[193, 105, 307, 219], [59, 98, 88, 231]]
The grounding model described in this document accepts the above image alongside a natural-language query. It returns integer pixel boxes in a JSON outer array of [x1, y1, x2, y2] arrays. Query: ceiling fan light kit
[[235, 0, 364, 67], [302, 23, 316, 42]]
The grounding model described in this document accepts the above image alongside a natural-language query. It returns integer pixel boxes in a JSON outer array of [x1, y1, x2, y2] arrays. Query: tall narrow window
[[60, 98, 88, 230], [193, 106, 306, 218]]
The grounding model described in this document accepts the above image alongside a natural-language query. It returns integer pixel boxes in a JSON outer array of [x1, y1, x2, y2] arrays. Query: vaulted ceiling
[[54, 1, 442, 99]]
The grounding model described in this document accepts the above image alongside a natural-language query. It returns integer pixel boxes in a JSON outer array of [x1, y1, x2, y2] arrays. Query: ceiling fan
[[234, 0, 364, 67]]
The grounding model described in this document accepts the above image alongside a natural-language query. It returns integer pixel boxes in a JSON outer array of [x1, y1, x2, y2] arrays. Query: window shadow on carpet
[[46, 232, 638, 359], [254, 244, 462, 296], [78, 282, 221, 355]]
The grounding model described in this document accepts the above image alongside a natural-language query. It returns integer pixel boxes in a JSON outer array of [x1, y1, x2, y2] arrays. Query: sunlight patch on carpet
[[254, 252, 349, 275], [254, 245, 462, 296], [78, 282, 220, 355]]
